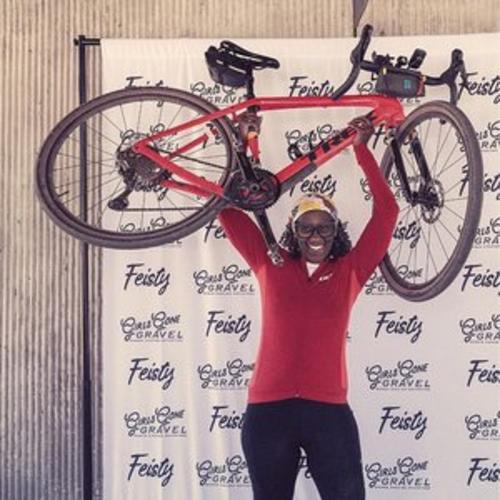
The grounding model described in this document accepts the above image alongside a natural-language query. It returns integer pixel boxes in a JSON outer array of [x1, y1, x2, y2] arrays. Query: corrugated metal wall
[[0, 1, 498, 498]]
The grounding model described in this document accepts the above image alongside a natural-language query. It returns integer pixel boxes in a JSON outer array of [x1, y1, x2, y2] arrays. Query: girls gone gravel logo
[[365, 359, 430, 391], [192, 264, 255, 295], [459, 313, 500, 344], [365, 456, 430, 490], [123, 405, 187, 438], [464, 411, 500, 440], [197, 358, 254, 390], [120, 310, 183, 342], [196, 455, 250, 487]]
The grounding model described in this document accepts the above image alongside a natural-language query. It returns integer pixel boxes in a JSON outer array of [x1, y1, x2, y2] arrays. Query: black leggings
[[241, 399, 365, 500]]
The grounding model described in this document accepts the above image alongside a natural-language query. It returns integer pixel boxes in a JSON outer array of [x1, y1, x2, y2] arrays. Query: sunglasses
[[294, 221, 337, 239]]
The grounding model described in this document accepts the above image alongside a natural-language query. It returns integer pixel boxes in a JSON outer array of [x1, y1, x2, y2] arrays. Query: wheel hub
[[420, 178, 444, 223]]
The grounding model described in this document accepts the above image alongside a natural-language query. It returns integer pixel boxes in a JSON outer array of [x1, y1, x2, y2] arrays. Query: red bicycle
[[36, 25, 483, 301]]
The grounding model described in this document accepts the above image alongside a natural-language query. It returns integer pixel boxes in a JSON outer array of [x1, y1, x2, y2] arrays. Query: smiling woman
[[292, 197, 339, 263], [280, 194, 351, 263], [217, 117, 399, 499]]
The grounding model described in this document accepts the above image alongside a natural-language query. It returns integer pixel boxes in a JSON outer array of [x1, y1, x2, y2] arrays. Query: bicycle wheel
[[379, 100, 483, 301], [36, 87, 235, 248]]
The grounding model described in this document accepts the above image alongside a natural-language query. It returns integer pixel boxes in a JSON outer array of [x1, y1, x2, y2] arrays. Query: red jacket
[[218, 144, 399, 404]]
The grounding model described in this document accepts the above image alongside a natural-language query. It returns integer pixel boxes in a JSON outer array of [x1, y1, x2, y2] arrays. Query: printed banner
[[101, 34, 499, 499]]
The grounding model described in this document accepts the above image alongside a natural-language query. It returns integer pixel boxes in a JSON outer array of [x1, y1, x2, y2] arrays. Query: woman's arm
[[350, 143, 400, 286], [217, 208, 269, 271]]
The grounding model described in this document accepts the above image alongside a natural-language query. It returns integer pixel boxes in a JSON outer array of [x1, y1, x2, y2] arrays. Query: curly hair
[[279, 218, 352, 260]]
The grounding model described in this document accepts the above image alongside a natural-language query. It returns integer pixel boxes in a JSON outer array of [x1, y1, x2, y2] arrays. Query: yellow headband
[[290, 194, 338, 225]]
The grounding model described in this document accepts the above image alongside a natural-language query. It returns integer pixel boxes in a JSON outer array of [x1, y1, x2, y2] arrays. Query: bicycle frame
[[133, 94, 406, 199]]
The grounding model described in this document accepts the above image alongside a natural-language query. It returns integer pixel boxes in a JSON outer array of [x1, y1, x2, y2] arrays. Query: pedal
[[267, 244, 284, 267]]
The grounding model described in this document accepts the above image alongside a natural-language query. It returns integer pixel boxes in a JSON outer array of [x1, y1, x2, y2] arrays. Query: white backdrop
[[101, 33, 499, 499]]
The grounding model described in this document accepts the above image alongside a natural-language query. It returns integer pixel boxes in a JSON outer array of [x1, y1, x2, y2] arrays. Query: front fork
[[389, 131, 434, 207]]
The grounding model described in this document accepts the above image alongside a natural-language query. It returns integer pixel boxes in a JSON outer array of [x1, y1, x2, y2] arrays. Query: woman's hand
[[350, 116, 374, 146]]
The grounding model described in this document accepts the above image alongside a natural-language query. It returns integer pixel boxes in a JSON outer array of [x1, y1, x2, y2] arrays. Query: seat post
[[245, 73, 255, 100]]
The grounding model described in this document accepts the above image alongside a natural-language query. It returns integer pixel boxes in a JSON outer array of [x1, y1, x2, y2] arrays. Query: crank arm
[[253, 209, 284, 267]]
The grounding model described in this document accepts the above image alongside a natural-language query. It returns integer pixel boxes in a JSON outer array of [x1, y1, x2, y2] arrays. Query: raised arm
[[350, 142, 399, 286], [217, 207, 269, 271]]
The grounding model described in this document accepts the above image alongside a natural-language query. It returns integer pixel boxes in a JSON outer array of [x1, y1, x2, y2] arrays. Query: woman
[[218, 117, 399, 499]]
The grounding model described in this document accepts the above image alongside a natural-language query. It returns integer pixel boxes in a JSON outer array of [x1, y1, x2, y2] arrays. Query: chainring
[[225, 168, 281, 210]]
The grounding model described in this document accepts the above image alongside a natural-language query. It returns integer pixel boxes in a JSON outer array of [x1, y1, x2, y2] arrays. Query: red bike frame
[[133, 94, 405, 199]]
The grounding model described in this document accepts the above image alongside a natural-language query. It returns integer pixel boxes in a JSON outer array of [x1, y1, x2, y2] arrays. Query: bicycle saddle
[[218, 41, 280, 70], [205, 41, 280, 88]]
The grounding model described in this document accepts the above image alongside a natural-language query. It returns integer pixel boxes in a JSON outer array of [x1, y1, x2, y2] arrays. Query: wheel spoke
[[120, 104, 128, 131], [140, 190, 146, 230], [432, 219, 452, 261], [442, 203, 466, 222], [436, 154, 467, 179], [409, 204, 439, 278], [169, 188, 206, 207], [165, 103, 183, 131], [97, 177, 127, 225], [423, 119, 431, 150], [162, 191, 189, 220], [101, 109, 127, 135], [389, 206, 412, 263], [425, 222, 432, 282], [435, 134, 459, 178], [54, 169, 117, 191], [433, 119, 442, 173], [445, 196, 468, 203], [444, 175, 469, 197], [431, 122, 453, 177], [136, 100, 143, 132], [85, 122, 121, 148], [58, 174, 123, 205], [412, 228, 418, 284], [65, 134, 117, 159], [52, 158, 117, 171], [55, 151, 117, 167]]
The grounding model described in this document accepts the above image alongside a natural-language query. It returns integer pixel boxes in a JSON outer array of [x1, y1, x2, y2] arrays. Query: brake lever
[[439, 49, 465, 105], [457, 60, 470, 102], [351, 24, 373, 64]]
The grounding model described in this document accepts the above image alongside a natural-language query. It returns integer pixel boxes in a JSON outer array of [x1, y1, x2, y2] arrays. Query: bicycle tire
[[379, 100, 483, 301], [36, 87, 235, 249]]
